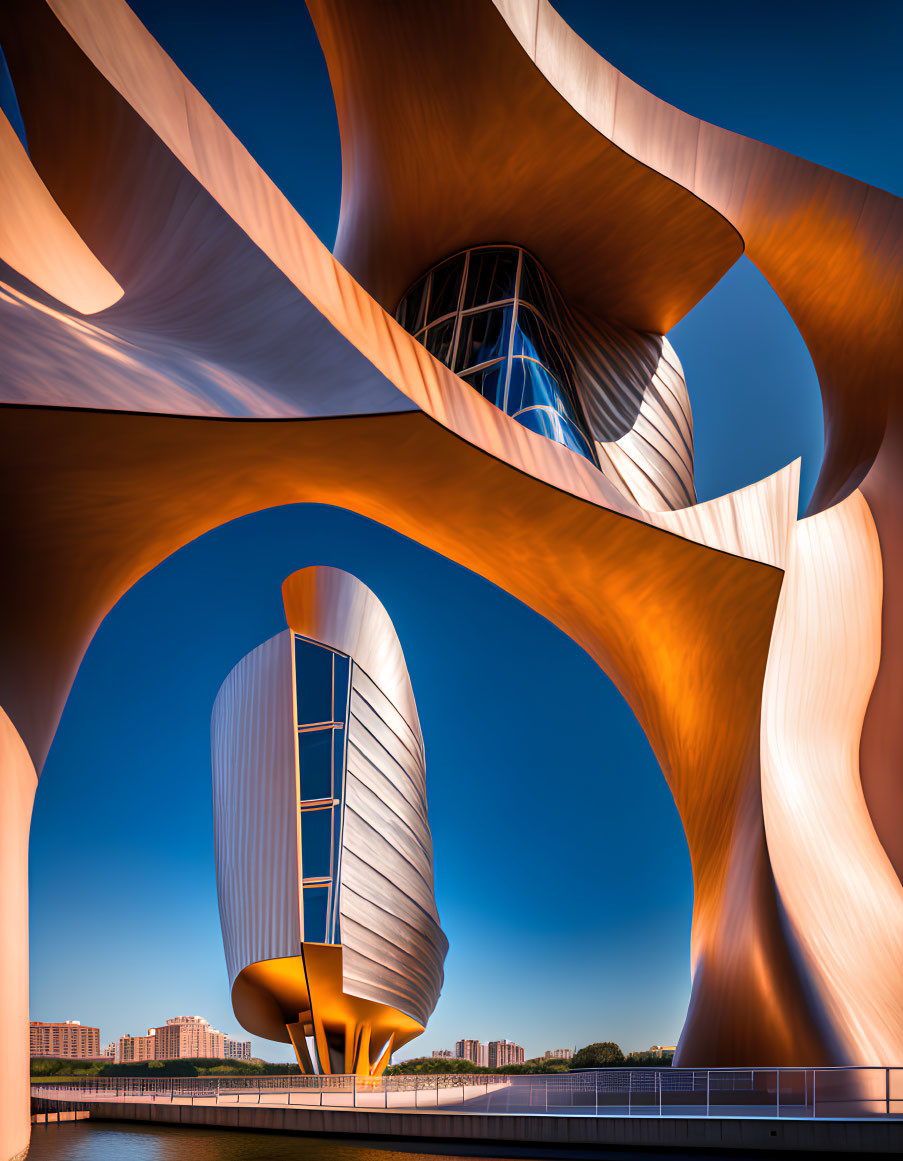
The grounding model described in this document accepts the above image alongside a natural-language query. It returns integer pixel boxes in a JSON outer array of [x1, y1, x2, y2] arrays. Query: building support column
[[0, 708, 37, 1161]]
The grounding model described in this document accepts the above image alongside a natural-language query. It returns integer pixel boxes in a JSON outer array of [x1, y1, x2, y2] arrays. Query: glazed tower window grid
[[396, 245, 600, 466]]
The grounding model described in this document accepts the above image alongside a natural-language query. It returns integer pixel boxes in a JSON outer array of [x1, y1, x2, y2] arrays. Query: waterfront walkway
[[31, 1069, 903, 1155]]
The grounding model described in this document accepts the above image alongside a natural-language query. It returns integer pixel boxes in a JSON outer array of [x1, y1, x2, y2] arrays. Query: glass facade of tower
[[294, 636, 350, 945], [396, 245, 598, 465]]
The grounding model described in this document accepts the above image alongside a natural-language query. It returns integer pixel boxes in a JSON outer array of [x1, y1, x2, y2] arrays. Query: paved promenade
[[31, 1086, 903, 1155]]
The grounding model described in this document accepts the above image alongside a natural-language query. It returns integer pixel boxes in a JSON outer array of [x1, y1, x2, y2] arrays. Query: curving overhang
[[306, 0, 742, 336]]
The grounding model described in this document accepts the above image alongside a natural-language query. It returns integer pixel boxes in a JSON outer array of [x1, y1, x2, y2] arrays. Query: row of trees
[[34, 1043, 673, 1080], [386, 1044, 674, 1075]]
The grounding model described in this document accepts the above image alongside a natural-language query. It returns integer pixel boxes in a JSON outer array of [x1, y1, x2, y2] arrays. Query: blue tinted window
[[463, 249, 518, 309], [396, 246, 598, 467], [332, 655, 350, 722], [295, 639, 333, 725], [331, 729, 345, 801], [462, 363, 505, 408], [302, 883, 329, 944], [455, 307, 509, 372], [298, 729, 333, 801], [425, 255, 465, 324], [301, 807, 333, 879]]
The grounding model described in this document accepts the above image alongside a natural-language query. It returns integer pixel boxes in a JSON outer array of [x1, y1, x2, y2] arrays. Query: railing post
[[594, 1072, 598, 1116], [813, 1069, 817, 1118], [436, 1075, 439, 1105], [386, 1075, 389, 1109], [353, 1074, 356, 1108], [887, 1067, 891, 1117], [628, 1070, 631, 1117], [659, 1070, 662, 1117], [706, 1070, 710, 1117]]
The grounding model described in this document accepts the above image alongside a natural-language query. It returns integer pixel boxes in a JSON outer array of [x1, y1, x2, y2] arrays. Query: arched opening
[[30, 503, 693, 1063]]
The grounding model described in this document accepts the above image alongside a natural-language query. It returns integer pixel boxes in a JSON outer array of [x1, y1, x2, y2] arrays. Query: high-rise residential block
[[150, 1017, 224, 1060], [29, 1021, 100, 1060], [488, 1040, 525, 1068], [454, 1039, 483, 1065], [224, 1037, 252, 1061], [118, 1032, 155, 1063]]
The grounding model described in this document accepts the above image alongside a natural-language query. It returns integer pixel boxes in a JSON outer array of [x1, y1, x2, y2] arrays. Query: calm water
[[28, 1123, 490, 1161], [25, 1120, 798, 1161]]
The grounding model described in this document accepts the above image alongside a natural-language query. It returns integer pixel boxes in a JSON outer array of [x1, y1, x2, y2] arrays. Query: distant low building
[[487, 1039, 524, 1068], [648, 1045, 676, 1057], [543, 1048, 572, 1060], [30, 1021, 100, 1060], [431, 1049, 453, 1058], [224, 1036, 252, 1060]]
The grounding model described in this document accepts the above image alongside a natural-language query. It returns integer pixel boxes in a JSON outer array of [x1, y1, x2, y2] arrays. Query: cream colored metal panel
[[211, 630, 300, 987], [761, 491, 903, 1062], [339, 663, 446, 1026], [283, 567, 423, 744]]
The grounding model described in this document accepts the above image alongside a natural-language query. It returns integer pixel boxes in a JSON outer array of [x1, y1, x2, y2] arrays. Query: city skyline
[[24, 0, 902, 1066]]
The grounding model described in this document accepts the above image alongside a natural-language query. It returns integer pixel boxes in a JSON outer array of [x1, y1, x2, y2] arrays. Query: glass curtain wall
[[293, 636, 351, 945], [396, 245, 599, 465]]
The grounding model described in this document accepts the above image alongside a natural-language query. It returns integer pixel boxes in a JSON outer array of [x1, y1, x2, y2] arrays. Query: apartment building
[[223, 1037, 252, 1060], [151, 1016, 224, 1060], [118, 1031, 156, 1062], [487, 1039, 524, 1068], [30, 1021, 100, 1060]]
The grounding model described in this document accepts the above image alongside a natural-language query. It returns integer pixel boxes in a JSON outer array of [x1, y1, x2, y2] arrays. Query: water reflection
[[29, 1122, 485, 1161]]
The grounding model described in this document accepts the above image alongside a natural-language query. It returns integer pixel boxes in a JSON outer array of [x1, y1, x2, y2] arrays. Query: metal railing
[[32, 1066, 903, 1119]]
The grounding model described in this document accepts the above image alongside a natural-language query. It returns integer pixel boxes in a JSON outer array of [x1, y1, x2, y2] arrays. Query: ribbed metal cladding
[[211, 630, 300, 987], [572, 321, 696, 512], [340, 665, 447, 1026]]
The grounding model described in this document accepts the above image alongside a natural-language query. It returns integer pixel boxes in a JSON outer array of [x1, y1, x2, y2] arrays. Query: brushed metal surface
[[0, 0, 900, 1119], [342, 665, 447, 1026], [211, 631, 301, 988]]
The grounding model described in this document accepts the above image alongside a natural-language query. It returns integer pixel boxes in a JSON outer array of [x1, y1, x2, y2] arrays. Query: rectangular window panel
[[301, 806, 333, 880], [332, 728, 345, 803], [463, 249, 518, 310], [298, 729, 333, 801], [295, 638, 334, 725], [424, 254, 465, 325], [455, 307, 509, 372], [333, 655, 350, 723], [302, 883, 329, 944]]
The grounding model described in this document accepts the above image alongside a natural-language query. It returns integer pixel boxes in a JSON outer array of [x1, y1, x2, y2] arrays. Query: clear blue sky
[[28, 1, 901, 1061]]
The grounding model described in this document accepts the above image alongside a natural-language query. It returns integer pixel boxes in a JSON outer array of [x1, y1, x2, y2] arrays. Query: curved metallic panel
[[497, 0, 902, 509], [0, 1, 901, 1131], [761, 491, 903, 1063], [341, 666, 447, 1026], [0, 107, 121, 314], [305, 0, 742, 335], [283, 567, 422, 744], [211, 631, 300, 988], [594, 337, 695, 512], [0, 707, 37, 1161]]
